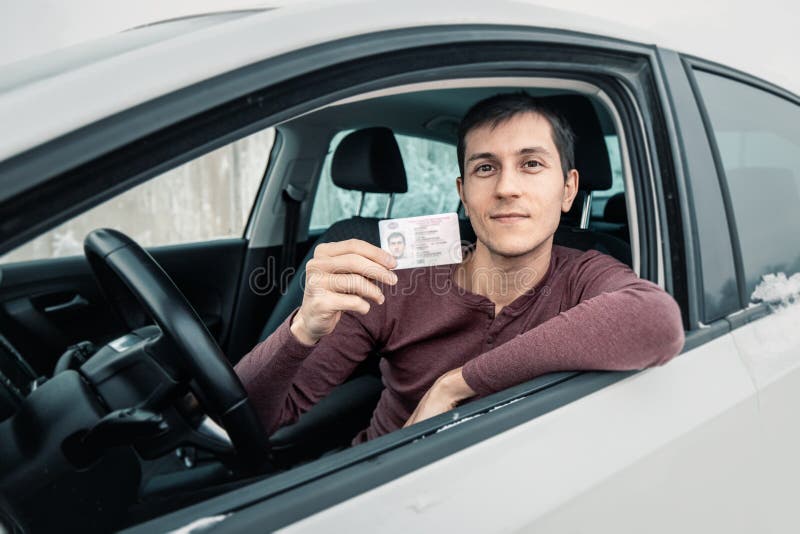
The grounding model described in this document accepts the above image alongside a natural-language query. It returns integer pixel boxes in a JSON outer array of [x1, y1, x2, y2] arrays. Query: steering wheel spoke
[[83, 228, 271, 471]]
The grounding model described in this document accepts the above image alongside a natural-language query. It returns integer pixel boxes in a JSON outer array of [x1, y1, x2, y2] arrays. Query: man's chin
[[483, 239, 550, 259]]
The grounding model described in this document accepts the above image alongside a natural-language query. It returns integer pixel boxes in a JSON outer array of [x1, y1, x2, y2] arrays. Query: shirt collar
[[444, 245, 557, 316]]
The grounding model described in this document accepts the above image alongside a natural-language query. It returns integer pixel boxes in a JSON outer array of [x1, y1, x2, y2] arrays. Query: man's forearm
[[234, 310, 317, 434], [235, 306, 381, 435], [461, 283, 685, 396]]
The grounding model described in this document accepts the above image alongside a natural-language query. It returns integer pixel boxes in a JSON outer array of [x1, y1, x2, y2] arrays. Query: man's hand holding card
[[291, 239, 399, 346], [291, 213, 463, 346]]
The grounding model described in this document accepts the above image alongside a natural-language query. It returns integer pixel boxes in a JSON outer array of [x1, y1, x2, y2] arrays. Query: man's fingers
[[403, 389, 430, 428], [298, 239, 397, 342], [404, 405, 421, 428], [326, 273, 386, 304], [311, 254, 398, 286], [323, 292, 372, 316], [315, 239, 397, 269]]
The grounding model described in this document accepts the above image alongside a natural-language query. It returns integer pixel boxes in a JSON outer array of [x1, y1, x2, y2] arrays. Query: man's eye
[[475, 164, 494, 173], [523, 160, 542, 168]]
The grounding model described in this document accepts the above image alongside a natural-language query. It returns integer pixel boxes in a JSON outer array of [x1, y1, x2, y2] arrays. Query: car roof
[[0, 0, 792, 165]]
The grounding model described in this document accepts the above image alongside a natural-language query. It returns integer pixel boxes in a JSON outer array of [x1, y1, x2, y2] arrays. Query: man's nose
[[494, 167, 523, 198]]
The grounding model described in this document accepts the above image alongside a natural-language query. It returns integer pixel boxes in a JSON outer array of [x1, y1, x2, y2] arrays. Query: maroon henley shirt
[[235, 245, 685, 444]]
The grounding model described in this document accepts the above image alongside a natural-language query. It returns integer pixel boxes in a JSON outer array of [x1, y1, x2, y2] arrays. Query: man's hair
[[457, 92, 577, 180], [387, 232, 405, 244]]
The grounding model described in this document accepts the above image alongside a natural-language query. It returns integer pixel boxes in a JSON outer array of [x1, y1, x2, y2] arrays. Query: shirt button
[[487, 311, 494, 319], [487, 336, 495, 344]]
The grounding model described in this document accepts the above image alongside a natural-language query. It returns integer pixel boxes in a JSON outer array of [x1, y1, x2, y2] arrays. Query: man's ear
[[456, 177, 468, 217], [561, 169, 580, 213]]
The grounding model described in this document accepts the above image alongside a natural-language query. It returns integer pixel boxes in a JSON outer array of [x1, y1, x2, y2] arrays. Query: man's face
[[388, 236, 405, 258], [457, 112, 579, 259]]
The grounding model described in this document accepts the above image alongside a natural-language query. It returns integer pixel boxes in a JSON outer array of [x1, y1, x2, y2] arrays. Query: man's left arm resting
[[461, 272, 685, 397]]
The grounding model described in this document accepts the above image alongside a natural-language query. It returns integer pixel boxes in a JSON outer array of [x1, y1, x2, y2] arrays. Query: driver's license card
[[378, 213, 463, 270]]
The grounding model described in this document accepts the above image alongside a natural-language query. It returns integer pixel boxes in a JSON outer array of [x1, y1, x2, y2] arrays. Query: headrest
[[331, 127, 408, 194], [603, 192, 627, 223], [544, 95, 612, 192]]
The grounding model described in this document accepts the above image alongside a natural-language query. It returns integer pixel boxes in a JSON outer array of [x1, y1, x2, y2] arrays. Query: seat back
[[259, 127, 407, 341], [588, 192, 629, 244]]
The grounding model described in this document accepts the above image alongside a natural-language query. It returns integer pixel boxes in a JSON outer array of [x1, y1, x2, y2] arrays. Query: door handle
[[43, 294, 89, 314]]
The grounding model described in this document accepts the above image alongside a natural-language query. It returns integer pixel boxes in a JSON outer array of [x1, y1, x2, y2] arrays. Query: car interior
[[0, 82, 634, 532], [261, 86, 632, 464]]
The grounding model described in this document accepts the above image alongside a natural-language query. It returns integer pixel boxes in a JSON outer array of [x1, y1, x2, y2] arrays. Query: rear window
[[693, 70, 800, 298], [310, 131, 460, 230]]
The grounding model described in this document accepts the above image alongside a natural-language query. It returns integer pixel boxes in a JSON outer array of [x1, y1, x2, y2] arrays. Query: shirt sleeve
[[461, 251, 685, 396], [234, 307, 381, 435]]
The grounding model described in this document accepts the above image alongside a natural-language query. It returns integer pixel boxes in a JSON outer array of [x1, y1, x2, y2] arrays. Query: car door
[[686, 60, 800, 531], [0, 128, 275, 376]]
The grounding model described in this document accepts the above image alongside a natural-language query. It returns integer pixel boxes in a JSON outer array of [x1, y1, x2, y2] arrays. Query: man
[[386, 231, 406, 259], [236, 93, 685, 444]]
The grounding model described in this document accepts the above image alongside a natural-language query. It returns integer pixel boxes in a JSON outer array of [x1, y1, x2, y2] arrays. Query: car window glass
[[693, 70, 800, 299], [0, 129, 274, 263], [590, 134, 625, 219], [310, 131, 461, 230]]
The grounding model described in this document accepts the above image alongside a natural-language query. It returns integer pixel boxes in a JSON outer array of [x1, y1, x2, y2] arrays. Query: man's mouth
[[490, 212, 529, 223]]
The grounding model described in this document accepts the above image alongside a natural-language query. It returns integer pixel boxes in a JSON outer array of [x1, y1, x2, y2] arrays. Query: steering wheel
[[83, 228, 269, 467]]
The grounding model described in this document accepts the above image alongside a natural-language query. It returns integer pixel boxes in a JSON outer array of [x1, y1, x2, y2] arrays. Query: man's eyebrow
[[466, 146, 554, 163], [466, 152, 496, 163], [518, 146, 554, 158]]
